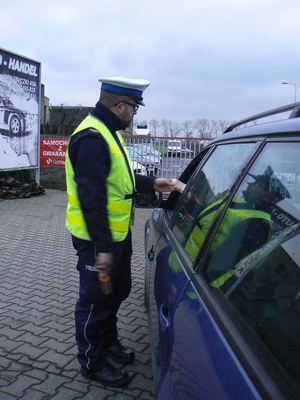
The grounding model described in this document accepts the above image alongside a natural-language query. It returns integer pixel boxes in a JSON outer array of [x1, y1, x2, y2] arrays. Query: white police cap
[[98, 76, 150, 106]]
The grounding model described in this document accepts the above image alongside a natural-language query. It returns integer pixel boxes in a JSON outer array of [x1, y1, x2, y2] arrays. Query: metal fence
[[40, 136, 209, 188]]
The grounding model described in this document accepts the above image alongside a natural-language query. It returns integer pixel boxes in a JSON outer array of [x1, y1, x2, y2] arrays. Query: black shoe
[[81, 363, 130, 388], [105, 342, 135, 364]]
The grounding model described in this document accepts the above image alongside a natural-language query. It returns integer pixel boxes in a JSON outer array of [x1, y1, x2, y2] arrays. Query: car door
[[152, 139, 300, 399], [146, 141, 264, 399]]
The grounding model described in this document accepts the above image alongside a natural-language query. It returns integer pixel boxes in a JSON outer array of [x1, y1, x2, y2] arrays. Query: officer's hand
[[153, 178, 176, 192], [95, 252, 112, 277]]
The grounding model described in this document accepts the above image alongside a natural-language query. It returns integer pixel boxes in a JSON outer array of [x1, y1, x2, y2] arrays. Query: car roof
[[216, 102, 300, 143]]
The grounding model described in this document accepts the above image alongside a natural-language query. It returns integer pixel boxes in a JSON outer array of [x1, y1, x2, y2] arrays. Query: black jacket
[[68, 101, 156, 253]]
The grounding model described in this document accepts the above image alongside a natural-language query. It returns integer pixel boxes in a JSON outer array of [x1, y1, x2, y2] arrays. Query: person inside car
[[205, 166, 291, 289]]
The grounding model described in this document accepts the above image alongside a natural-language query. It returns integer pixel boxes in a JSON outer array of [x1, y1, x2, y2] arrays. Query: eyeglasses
[[115, 100, 139, 112]]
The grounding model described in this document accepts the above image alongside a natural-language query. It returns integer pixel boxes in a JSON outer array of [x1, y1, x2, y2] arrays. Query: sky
[[2, 0, 300, 126]]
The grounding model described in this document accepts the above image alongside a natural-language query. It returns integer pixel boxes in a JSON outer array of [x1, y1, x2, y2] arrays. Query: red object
[[40, 137, 68, 168]]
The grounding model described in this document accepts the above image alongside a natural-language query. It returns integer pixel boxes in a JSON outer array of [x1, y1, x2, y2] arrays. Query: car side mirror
[[135, 191, 162, 208]]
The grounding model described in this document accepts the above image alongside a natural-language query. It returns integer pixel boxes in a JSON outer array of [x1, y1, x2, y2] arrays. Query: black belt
[[125, 191, 136, 199]]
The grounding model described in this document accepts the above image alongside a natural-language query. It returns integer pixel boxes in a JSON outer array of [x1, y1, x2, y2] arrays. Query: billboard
[[0, 48, 40, 171]]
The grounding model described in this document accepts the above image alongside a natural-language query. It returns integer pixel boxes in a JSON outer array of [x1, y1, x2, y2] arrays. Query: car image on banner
[[0, 96, 35, 137]]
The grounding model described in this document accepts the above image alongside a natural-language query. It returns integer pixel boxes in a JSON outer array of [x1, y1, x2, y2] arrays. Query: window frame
[[163, 145, 213, 218]]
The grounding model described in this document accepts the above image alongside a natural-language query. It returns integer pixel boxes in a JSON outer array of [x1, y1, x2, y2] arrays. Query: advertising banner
[[0, 48, 40, 171], [40, 137, 68, 168]]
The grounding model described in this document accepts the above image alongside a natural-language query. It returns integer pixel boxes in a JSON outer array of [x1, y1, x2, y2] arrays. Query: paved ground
[[0, 189, 154, 400]]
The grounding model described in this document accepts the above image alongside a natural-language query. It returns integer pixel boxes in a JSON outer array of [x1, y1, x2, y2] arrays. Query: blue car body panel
[[146, 210, 261, 400]]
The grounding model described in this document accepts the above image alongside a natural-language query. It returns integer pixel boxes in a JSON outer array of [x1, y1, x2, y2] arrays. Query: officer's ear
[[112, 100, 126, 118]]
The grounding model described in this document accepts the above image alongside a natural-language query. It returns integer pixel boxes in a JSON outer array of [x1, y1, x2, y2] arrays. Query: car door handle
[[159, 304, 170, 332], [148, 245, 155, 261]]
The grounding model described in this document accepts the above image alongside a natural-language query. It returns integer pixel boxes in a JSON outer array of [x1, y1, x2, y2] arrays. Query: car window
[[204, 142, 300, 283], [171, 142, 257, 264], [202, 141, 300, 396]]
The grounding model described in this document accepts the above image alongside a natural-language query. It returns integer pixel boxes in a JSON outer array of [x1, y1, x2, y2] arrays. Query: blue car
[[142, 103, 300, 400]]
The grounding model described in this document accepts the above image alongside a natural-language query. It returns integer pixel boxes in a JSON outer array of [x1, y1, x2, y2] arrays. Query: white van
[[167, 139, 193, 157]]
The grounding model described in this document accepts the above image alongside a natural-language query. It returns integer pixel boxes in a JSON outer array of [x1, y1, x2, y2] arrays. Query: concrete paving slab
[[0, 189, 154, 399]]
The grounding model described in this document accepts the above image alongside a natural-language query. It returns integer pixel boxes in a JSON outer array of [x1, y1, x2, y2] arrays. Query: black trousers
[[72, 230, 132, 371]]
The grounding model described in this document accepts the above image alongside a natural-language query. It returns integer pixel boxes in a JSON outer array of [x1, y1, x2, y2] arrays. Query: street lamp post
[[282, 81, 297, 102]]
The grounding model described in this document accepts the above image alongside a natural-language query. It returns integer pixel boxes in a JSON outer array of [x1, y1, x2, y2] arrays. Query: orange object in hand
[[98, 273, 112, 295]]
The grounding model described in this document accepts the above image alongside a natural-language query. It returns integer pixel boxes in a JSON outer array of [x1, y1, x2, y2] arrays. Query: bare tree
[[149, 119, 161, 137], [208, 120, 219, 138], [161, 119, 182, 137], [193, 118, 210, 138], [217, 119, 231, 134], [181, 120, 194, 137]]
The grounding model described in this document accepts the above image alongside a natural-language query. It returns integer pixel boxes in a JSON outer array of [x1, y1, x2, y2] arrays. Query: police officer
[[65, 77, 174, 388]]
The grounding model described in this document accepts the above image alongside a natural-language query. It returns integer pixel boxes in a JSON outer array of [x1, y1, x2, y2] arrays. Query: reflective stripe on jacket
[[168, 195, 272, 275], [184, 197, 271, 262], [65, 114, 135, 242]]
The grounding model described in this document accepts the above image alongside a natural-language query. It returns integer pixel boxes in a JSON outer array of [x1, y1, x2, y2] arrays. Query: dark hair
[[100, 90, 123, 108]]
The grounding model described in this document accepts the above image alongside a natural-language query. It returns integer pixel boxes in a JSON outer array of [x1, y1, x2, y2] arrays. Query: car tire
[[9, 114, 22, 135]]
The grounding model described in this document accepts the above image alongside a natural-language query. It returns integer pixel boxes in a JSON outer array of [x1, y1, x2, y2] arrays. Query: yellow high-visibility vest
[[65, 114, 135, 242], [168, 196, 271, 278], [185, 197, 271, 261]]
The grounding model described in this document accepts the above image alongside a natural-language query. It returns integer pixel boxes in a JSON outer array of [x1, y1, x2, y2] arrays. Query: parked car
[[0, 96, 34, 136], [127, 145, 160, 175], [131, 159, 147, 176], [167, 139, 194, 157], [133, 143, 162, 162], [142, 102, 300, 400]]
